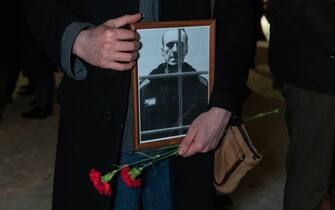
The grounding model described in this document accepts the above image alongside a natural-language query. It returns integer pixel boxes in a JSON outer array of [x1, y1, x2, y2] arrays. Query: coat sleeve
[[270, 0, 335, 56], [208, 0, 254, 118]]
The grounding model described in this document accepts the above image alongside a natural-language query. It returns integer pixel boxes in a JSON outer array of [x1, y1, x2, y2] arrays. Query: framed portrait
[[131, 20, 215, 151]]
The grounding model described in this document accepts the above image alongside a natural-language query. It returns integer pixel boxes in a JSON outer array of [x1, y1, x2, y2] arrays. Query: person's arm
[[178, 0, 254, 157], [61, 22, 95, 80], [25, 0, 142, 78], [270, 0, 335, 56]]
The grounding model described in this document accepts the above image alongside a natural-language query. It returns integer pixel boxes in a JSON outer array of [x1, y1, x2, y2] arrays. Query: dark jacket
[[25, 0, 254, 210], [140, 63, 208, 141], [268, 0, 335, 95]]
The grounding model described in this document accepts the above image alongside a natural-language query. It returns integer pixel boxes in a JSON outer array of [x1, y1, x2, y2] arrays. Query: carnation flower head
[[121, 166, 142, 188], [89, 169, 112, 196]]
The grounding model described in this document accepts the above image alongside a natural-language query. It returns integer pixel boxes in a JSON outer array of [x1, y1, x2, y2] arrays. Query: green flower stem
[[127, 148, 177, 167], [135, 151, 155, 158], [152, 150, 177, 163], [244, 108, 280, 122], [128, 149, 178, 180], [156, 144, 179, 151], [101, 168, 122, 183], [127, 156, 157, 167], [141, 149, 178, 170], [135, 144, 179, 158]]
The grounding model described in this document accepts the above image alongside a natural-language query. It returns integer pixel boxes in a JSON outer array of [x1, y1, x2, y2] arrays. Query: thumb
[[178, 128, 197, 156], [105, 13, 142, 28]]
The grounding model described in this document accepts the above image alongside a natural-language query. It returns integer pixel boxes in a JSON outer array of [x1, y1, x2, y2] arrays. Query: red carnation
[[89, 169, 112, 196], [121, 166, 142, 188]]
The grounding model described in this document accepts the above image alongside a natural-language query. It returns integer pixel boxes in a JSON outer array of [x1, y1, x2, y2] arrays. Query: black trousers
[[282, 83, 335, 210], [30, 73, 55, 108]]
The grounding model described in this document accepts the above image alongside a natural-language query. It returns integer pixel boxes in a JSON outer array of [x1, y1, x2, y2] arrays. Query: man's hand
[[178, 107, 231, 157], [72, 13, 142, 71]]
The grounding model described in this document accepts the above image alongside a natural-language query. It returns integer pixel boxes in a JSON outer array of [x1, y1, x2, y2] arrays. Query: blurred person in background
[[0, 70, 6, 121], [20, 13, 57, 119], [268, 0, 335, 209]]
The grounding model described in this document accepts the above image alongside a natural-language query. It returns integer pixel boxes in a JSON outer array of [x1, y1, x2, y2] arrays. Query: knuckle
[[112, 42, 120, 50], [98, 59, 108, 68], [101, 43, 110, 52], [131, 31, 137, 39], [129, 52, 138, 61], [117, 65, 126, 71], [128, 62, 136, 69], [105, 29, 117, 39], [129, 61, 136, 68], [124, 54, 132, 62], [194, 142, 204, 151], [136, 42, 142, 50], [128, 42, 135, 50], [101, 51, 110, 61], [202, 146, 211, 153], [133, 52, 139, 60], [133, 42, 140, 50], [135, 32, 141, 40], [119, 63, 130, 71], [110, 62, 121, 70]]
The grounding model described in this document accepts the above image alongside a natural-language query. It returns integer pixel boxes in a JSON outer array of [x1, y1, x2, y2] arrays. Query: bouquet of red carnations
[[89, 108, 280, 196], [88, 144, 178, 196]]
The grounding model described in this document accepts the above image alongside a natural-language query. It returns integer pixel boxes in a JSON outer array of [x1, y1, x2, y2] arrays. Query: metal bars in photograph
[[131, 20, 216, 151]]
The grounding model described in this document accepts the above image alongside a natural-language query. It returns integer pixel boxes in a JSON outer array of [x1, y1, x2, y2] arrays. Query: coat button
[[104, 112, 113, 121]]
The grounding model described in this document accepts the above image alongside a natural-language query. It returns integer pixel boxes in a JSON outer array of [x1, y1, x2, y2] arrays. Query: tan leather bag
[[214, 124, 262, 193]]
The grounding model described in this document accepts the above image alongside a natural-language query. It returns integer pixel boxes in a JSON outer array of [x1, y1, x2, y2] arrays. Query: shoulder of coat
[[198, 75, 208, 86], [139, 79, 150, 89]]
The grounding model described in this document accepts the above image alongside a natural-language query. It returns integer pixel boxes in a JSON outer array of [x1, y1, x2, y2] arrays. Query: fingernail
[[140, 11, 145, 18], [178, 149, 184, 155]]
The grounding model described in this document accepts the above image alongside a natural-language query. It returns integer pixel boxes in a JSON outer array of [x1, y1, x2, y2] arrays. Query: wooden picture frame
[[131, 20, 216, 151]]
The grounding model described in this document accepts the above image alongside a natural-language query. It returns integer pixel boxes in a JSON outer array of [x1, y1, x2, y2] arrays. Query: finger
[[113, 40, 141, 52], [183, 140, 203, 157], [109, 29, 139, 41], [105, 13, 142, 28], [178, 128, 197, 156], [110, 51, 139, 63], [183, 131, 210, 157], [103, 61, 136, 71]]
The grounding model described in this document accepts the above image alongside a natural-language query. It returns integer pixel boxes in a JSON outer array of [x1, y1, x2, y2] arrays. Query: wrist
[[72, 29, 89, 57], [209, 107, 232, 119]]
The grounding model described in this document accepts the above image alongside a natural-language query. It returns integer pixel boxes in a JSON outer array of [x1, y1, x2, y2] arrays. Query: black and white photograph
[[131, 20, 215, 150]]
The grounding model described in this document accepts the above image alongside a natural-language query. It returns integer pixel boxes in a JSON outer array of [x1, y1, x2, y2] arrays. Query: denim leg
[[142, 159, 171, 210], [113, 152, 143, 210], [113, 173, 141, 210], [113, 152, 171, 210]]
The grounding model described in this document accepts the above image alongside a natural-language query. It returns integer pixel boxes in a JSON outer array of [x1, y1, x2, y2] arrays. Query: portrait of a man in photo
[[139, 28, 209, 142]]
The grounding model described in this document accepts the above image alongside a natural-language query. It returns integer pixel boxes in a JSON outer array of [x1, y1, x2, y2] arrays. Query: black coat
[[268, 0, 335, 95], [140, 63, 208, 141], [25, 0, 254, 210]]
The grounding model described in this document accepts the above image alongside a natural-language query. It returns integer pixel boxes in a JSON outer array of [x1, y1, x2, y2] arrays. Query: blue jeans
[[113, 152, 171, 210]]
